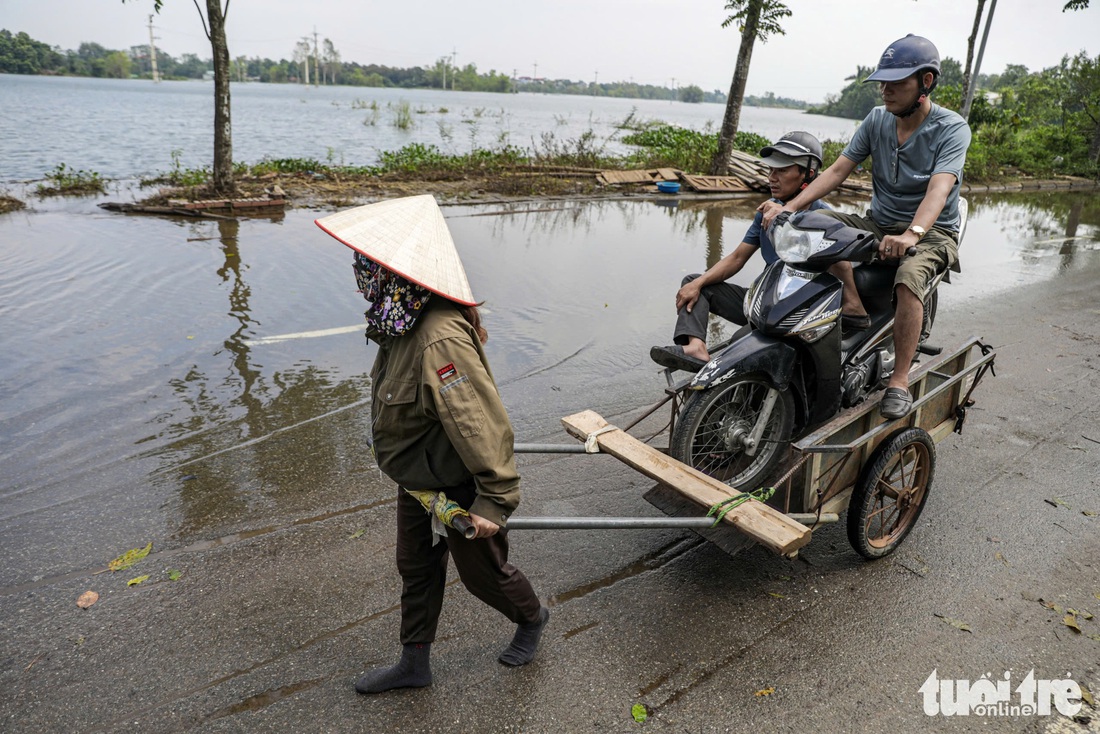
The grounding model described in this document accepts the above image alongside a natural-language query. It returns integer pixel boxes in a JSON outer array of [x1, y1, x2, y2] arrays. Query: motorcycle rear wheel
[[670, 375, 795, 490]]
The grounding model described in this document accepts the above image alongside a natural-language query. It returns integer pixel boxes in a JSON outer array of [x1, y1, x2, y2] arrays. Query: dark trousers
[[395, 485, 542, 645], [672, 274, 749, 345]]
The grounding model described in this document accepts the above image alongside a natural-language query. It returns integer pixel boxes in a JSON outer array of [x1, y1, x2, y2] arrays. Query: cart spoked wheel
[[847, 427, 935, 559]]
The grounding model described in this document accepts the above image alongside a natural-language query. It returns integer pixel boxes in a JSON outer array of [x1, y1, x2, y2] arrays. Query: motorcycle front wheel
[[670, 375, 795, 490]]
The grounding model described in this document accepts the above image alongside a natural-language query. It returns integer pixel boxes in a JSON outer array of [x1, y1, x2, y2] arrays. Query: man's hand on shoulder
[[758, 200, 791, 230]]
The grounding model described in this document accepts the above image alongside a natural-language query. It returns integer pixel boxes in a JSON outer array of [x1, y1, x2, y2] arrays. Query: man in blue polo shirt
[[761, 34, 971, 419], [650, 131, 830, 372]]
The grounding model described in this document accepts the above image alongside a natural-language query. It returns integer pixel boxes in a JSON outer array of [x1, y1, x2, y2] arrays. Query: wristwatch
[[907, 225, 927, 240]]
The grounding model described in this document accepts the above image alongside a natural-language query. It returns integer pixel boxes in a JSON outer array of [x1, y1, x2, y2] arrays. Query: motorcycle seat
[[852, 262, 897, 316]]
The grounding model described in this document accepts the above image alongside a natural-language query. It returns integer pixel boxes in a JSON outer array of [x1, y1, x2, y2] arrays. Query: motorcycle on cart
[[469, 204, 996, 561]]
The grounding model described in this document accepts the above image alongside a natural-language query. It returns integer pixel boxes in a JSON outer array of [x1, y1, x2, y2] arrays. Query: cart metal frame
[[511, 336, 995, 559]]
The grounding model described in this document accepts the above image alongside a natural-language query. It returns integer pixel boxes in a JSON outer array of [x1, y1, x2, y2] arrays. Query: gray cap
[[758, 131, 824, 172], [758, 150, 800, 169]]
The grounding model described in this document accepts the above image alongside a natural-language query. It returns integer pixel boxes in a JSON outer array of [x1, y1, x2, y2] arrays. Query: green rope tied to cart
[[707, 485, 777, 527]]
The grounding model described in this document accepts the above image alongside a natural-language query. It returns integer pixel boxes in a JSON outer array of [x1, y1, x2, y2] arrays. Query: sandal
[[649, 345, 706, 372], [880, 387, 913, 420]]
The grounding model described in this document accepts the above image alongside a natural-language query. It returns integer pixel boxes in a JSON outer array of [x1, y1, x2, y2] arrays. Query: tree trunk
[[961, 0, 997, 122], [710, 0, 762, 176], [959, 0, 986, 120], [207, 0, 234, 195]]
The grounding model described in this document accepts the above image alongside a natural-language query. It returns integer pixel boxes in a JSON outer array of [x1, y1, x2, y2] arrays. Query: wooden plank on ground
[[560, 410, 812, 555], [680, 174, 752, 193], [643, 484, 758, 557], [596, 170, 656, 185]]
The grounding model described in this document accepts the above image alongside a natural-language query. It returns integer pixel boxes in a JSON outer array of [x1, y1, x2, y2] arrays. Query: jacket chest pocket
[[374, 377, 418, 429]]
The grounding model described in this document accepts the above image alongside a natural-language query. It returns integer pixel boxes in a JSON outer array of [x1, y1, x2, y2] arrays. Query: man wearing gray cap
[[650, 131, 832, 372]]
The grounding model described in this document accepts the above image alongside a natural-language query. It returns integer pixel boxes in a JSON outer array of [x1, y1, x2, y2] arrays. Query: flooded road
[[1, 190, 1099, 588], [1, 190, 1099, 732]]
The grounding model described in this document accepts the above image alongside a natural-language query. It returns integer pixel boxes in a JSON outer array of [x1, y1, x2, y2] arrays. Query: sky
[[4, 0, 1098, 103]]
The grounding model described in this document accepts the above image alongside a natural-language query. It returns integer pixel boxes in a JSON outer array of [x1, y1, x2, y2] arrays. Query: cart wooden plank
[[561, 410, 812, 555]]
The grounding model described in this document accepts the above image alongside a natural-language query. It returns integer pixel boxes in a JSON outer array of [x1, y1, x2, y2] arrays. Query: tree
[[679, 84, 705, 103], [126, 0, 235, 195], [1064, 52, 1100, 162], [959, 0, 986, 121], [322, 38, 340, 85], [293, 38, 311, 84], [710, 0, 791, 175], [103, 50, 132, 78]]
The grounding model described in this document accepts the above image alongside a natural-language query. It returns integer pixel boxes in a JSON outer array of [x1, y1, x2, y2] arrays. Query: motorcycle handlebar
[[868, 244, 919, 263]]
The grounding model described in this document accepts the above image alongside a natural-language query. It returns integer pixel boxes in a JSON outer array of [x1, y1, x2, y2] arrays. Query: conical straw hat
[[315, 195, 476, 306]]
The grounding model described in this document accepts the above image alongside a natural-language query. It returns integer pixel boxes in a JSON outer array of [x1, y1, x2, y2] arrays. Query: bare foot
[[683, 337, 710, 362]]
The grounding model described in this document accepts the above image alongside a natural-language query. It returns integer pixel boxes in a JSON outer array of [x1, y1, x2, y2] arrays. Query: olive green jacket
[[369, 302, 520, 526]]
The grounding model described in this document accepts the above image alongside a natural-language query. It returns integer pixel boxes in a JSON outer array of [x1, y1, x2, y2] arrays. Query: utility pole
[[147, 15, 160, 83], [443, 57, 448, 91], [671, 77, 676, 103], [533, 61, 538, 80], [312, 27, 320, 86], [451, 47, 457, 90]]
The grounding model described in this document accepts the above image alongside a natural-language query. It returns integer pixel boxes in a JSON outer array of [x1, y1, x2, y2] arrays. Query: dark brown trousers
[[395, 485, 542, 645]]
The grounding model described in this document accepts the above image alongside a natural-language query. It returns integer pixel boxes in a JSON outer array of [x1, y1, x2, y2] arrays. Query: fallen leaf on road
[[109, 542, 152, 572], [995, 552, 1008, 566], [754, 687, 775, 697], [349, 529, 365, 539], [767, 592, 785, 599], [1088, 633, 1100, 643], [1064, 614, 1082, 633], [1044, 498, 1068, 508], [76, 590, 98, 609], [1041, 599, 1065, 614], [934, 614, 972, 633], [168, 570, 182, 581], [631, 703, 647, 723], [1083, 510, 1098, 517], [127, 575, 150, 587], [1080, 683, 1094, 708]]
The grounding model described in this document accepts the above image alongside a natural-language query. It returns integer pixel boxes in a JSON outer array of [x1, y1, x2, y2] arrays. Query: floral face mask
[[353, 252, 432, 336]]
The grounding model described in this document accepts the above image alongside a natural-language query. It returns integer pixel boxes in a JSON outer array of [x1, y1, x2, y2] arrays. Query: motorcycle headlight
[[772, 221, 833, 263]]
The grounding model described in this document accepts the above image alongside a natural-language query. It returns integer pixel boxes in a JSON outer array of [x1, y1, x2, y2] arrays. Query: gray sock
[[355, 642, 432, 694], [498, 606, 550, 667]]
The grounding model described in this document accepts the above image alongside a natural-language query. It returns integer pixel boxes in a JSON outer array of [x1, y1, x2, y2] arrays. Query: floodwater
[[0, 74, 862, 182], [1, 188, 1098, 589]]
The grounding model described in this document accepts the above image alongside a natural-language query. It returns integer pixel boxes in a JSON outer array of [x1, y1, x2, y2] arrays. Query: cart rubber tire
[[847, 426, 935, 559], [670, 375, 795, 490]]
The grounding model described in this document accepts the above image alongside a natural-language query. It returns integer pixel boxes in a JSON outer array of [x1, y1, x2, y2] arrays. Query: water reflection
[[1, 189, 1099, 578], [139, 216, 379, 537]]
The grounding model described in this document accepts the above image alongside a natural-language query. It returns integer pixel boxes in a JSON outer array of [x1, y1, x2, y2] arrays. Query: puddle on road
[[0, 191, 1097, 579]]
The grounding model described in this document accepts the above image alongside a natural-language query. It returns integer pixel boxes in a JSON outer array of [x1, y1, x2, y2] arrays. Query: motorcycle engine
[[841, 352, 878, 407]]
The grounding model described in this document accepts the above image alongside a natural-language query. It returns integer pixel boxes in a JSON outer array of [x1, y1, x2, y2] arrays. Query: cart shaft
[[506, 513, 838, 530]]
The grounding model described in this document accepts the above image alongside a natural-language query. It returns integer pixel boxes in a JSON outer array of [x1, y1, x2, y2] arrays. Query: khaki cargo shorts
[[819, 210, 958, 302]]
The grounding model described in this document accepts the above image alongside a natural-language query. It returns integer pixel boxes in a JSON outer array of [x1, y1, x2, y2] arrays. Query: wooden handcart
[[510, 336, 996, 560]]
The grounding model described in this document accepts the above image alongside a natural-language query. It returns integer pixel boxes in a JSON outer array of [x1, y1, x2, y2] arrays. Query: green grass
[[36, 163, 107, 196]]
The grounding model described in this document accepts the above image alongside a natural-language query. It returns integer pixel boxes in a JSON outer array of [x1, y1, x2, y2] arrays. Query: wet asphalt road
[[2, 236, 1099, 733]]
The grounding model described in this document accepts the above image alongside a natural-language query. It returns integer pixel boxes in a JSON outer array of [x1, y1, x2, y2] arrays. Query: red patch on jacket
[[437, 363, 457, 380]]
